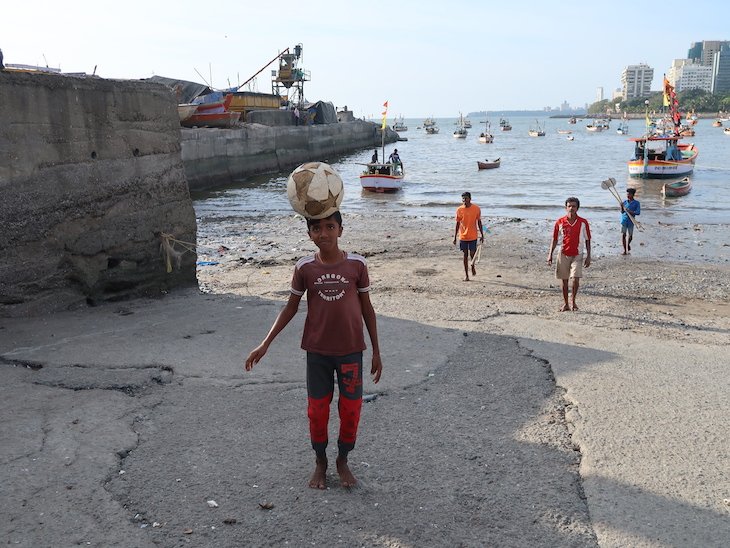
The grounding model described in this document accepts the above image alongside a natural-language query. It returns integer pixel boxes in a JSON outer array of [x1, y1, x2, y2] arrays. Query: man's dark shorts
[[459, 239, 477, 252]]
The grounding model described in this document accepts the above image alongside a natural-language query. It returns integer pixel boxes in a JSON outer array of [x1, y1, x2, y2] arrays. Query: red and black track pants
[[306, 352, 363, 459]]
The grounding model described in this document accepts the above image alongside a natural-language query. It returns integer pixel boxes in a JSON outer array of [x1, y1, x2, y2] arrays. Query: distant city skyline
[[3, 0, 730, 117]]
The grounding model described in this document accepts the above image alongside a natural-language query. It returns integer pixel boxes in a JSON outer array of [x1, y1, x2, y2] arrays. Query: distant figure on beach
[[547, 197, 591, 311], [244, 211, 383, 490], [620, 188, 640, 255], [294, 106, 300, 126], [371, 149, 378, 163], [453, 191, 484, 281]]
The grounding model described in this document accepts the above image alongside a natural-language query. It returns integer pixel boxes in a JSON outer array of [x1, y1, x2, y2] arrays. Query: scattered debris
[[207, 500, 219, 508], [258, 502, 274, 510], [223, 518, 237, 525]]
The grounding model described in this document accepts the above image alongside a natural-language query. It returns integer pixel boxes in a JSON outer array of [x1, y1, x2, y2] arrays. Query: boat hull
[[628, 143, 698, 179], [359, 174, 404, 192], [477, 160, 500, 170], [662, 178, 692, 197]]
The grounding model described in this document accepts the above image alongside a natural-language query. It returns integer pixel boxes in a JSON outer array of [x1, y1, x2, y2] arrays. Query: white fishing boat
[[393, 115, 408, 132], [478, 119, 494, 143], [453, 112, 468, 138], [425, 125, 440, 134], [528, 120, 545, 137]]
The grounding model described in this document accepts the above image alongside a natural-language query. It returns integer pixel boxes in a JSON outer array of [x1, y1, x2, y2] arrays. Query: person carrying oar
[[620, 188, 641, 255]]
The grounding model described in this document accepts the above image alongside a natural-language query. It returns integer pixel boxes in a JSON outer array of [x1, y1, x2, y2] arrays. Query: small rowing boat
[[662, 177, 692, 198], [477, 158, 501, 170]]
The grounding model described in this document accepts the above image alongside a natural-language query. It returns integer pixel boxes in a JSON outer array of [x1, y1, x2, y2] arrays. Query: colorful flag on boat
[[381, 100, 389, 129]]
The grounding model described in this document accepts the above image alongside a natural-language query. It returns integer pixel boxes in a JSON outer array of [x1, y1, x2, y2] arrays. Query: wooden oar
[[601, 178, 644, 231]]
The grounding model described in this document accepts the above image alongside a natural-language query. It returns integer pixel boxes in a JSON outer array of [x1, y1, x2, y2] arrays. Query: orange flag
[[381, 100, 389, 129]]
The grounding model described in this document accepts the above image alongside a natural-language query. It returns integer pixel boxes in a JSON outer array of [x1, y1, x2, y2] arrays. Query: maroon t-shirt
[[291, 252, 370, 356]]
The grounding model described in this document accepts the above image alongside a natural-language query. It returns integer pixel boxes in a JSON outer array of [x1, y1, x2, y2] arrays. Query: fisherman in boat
[[371, 149, 378, 164], [388, 149, 403, 175]]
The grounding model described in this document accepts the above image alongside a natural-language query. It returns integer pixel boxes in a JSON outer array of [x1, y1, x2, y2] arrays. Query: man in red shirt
[[453, 192, 484, 281], [547, 197, 591, 311]]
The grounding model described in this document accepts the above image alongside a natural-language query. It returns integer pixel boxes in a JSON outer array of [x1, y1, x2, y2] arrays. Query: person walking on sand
[[547, 196, 591, 311], [245, 211, 383, 490], [620, 188, 640, 255], [453, 191, 484, 282]]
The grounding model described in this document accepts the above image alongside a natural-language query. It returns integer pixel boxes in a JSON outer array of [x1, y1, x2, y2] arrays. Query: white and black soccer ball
[[286, 162, 344, 219]]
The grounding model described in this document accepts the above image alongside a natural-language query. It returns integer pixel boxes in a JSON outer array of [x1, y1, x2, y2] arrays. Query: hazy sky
[[4, 0, 729, 117]]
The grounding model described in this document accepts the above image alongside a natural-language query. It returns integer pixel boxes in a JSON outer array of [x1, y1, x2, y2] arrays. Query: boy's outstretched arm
[[245, 293, 302, 371], [359, 292, 382, 383]]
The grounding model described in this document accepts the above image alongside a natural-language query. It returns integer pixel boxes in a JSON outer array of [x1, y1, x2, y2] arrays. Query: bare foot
[[572, 304, 579, 311], [559, 304, 570, 312], [471, 264, 476, 276], [308, 457, 327, 490], [336, 457, 357, 488]]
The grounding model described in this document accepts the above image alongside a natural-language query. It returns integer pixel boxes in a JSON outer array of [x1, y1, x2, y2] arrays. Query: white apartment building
[[667, 59, 713, 92], [621, 63, 654, 99], [596, 87, 604, 102]]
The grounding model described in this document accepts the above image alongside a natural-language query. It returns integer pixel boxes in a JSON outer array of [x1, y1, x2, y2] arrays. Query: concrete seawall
[[181, 119, 397, 191], [0, 72, 197, 317]]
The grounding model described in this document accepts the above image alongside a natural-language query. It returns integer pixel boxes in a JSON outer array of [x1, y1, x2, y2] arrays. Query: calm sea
[[192, 114, 730, 230]]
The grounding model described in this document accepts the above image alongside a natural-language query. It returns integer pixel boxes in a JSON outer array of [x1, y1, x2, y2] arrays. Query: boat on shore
[[177, 103, 199, 122], [662, 177, 692, 198], [477, 158, 500, 170], [181, 97, 241, 128]]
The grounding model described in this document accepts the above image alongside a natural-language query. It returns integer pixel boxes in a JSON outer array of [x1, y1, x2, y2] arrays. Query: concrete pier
[[181, 118, 397, 191]]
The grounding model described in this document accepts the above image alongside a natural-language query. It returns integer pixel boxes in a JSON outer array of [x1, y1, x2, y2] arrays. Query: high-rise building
[[701, 41, 730, 66], [621, 63, 654, 100], [596, 87, 604, 102], [667, 59, 713, 92], [688, 42, 703, 63], [712, 44, 730, 94]]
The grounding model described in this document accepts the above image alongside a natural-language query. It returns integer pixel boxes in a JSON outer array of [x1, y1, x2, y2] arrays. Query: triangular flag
[[383, 101, 389, 108]]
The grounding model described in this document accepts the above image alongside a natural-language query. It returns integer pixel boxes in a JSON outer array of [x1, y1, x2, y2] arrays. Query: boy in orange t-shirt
[[453, 192, 484, 281]]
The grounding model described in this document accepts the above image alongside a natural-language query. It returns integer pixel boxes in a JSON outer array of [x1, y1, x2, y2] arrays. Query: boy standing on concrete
[[245, 211, 382, 489], [547, 197, 591, 311]]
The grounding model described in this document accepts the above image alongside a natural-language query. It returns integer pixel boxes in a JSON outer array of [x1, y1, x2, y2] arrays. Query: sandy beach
[[2, 211, 729, 546]]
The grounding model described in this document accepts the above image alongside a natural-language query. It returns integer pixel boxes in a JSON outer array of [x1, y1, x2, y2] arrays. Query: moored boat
[[478, 119, 494, 143], [453, 112, 468, 138], [662, 177, 692, 198], [724, 127, 730, 135], [425, 125, 440, 134], [393, 115, 408, 132], [628, 136, 698, 178], [499, 117, 512, 131], [528, 120, 545, 137], [629, 78, 698, 179], [477, 158, 500, 170]]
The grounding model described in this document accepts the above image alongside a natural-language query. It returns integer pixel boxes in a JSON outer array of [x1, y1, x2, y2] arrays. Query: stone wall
[[0, 72, 197, 317], [181, 120, 395, 191]]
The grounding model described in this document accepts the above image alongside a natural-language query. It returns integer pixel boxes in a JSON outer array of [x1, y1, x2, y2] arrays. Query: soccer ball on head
[[286, 162, 344, 219]]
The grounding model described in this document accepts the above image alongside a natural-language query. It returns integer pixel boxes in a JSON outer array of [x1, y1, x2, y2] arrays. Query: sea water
[[192, 114, 730, 236]]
